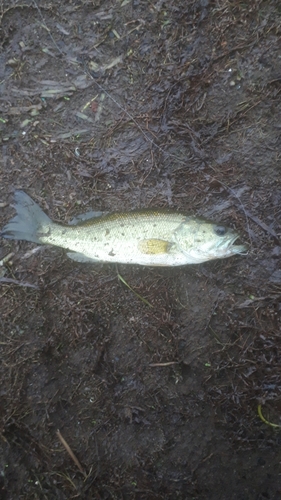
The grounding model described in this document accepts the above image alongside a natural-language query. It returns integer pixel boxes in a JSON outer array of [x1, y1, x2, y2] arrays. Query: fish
[[0, 191, 247, 266]]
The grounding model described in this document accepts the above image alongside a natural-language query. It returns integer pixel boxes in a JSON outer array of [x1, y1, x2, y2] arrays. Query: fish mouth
[[226, 234, 248, 254]]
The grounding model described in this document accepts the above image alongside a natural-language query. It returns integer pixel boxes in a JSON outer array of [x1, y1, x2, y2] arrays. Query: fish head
[[174, 218, 248, 264]]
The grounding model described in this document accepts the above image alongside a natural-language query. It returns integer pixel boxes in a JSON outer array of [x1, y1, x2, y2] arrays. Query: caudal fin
[[1, 191, 52, 244]]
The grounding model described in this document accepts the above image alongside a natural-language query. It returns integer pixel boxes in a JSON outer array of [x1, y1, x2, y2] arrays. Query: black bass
[[0, 191, 247, 266]]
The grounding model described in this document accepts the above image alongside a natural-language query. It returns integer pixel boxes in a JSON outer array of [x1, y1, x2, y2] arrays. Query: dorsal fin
[[68, 210, 107, 225]]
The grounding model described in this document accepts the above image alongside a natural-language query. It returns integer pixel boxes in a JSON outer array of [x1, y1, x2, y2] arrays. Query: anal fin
[[67, 252, 100, 263]]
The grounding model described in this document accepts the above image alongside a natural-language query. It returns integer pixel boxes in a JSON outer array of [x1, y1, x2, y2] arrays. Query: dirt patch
[[0, 0, 281, 498]]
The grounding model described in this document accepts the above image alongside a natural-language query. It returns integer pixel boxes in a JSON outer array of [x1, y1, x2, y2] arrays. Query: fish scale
[[43, 211, 187, 265]]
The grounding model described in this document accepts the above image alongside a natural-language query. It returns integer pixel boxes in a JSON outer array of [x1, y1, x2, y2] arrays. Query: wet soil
[[0, 1, 281, 499]]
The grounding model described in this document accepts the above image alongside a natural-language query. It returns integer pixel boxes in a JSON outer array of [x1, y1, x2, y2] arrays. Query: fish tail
[[1, 190, 52, 243]]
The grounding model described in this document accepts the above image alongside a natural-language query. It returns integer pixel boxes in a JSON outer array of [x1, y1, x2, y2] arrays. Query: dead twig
[[149, 361, 179, 367], [56, 429, 86, 478], [244, 210, 280, 244], [0, 277, 39, 289]]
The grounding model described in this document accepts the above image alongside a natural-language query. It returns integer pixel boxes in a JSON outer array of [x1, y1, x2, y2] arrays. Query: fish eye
[[214, 225, 227, 236]]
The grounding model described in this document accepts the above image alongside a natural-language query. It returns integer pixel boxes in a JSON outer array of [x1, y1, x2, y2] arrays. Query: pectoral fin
[[138, 239, 171, 255], [67, 252, 100, 263]]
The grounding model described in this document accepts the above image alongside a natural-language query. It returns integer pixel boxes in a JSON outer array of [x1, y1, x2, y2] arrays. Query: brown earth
[[0, 0, 281, 499]]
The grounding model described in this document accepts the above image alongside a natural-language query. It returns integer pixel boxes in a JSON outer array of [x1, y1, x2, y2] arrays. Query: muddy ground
[[0, 0, 281, 498]]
